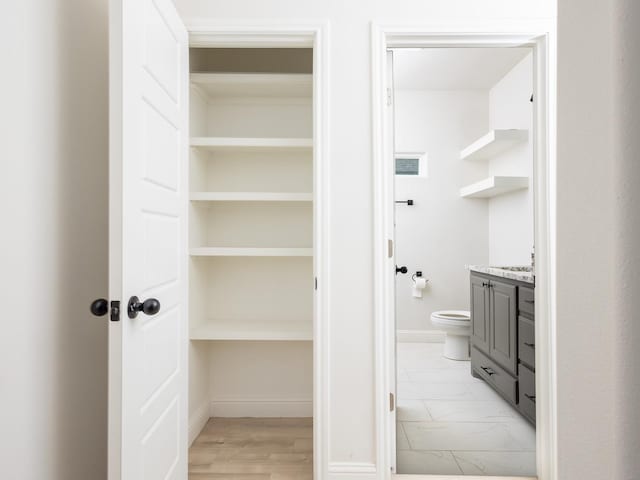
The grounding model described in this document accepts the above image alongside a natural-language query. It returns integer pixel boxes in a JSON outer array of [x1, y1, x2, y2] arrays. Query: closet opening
[[187, 47, 315, 479]]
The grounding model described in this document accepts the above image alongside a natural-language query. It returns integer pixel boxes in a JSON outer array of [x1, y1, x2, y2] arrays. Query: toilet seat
[[431, 310, 470, 326]]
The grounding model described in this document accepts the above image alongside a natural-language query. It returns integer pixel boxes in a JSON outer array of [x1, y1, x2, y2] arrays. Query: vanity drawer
[[519, 286, 535, 316], [472, 346, 517, 404], [518, 316, 535, 369], [519, 364, 536, 423]]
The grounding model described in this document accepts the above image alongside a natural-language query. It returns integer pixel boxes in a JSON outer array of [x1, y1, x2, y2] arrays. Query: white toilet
[[430, 310, 471, 360]]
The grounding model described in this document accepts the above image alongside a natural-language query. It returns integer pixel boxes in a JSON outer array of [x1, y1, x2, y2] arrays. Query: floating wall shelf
[[460, 176, 529, 199], [190, 247, 313, 257], [190, 192, 313, 202], [190, 73, 313, 99], [190, 319, 312, 341], [460, 129, 528, 161], [190, 137, 313, 152]]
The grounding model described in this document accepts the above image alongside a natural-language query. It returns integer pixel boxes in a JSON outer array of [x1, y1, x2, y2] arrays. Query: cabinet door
[[470, 275, 490, 353], [489, 280, 518, 373]]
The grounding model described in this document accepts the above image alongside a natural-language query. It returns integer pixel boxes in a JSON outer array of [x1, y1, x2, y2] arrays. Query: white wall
[[488, 54, 534, 265], [208, 342, 313, 416], [612, 1, 640, 477], [175, 0, 555, 474], [0, 1, 108, 479], [557, 0, 640, 479], [394, 91, 489, 332]]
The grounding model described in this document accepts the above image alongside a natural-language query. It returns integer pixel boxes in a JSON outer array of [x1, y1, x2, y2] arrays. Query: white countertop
[[468, 265, 535, 284]]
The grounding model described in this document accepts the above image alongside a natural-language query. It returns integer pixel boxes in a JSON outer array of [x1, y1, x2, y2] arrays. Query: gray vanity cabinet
[[470, 275, 490, 354], [489, 281, 518, 374], [470, 272, 535, 425]]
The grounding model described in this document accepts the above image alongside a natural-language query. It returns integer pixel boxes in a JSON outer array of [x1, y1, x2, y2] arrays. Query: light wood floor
[[189, 417, 313, 480]]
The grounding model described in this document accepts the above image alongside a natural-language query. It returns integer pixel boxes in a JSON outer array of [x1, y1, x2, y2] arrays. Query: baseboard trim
[[396, 329, 445, 343], [209, 398, 313, 417], [188, 401, 210, 446], [328, 462, 377, 474]]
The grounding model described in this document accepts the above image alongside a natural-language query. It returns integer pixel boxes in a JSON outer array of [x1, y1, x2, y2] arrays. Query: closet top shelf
[[190, 192, 312, 202], [190, 73, 313, 98], [190, 247, 313, 257], [190, 137, 313, 152], [460, 129, 528, 161]]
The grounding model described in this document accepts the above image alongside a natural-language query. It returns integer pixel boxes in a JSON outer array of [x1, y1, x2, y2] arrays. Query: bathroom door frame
[[371, 21, 558, 480]]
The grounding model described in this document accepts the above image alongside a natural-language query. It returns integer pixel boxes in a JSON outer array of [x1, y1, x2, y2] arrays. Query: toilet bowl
[[430, 310, 471, 360]]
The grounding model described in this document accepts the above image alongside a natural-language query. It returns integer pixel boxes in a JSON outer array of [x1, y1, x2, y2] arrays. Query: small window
[[395, 158, 420, 175], [395, 152, 428, 177]]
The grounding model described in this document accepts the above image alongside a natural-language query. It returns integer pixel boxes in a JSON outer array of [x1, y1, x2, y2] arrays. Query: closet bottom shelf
[[190, 319, 312, 341]]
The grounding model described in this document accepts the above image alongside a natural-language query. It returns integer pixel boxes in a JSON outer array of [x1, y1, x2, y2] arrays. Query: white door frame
[[371, 21, 558, 480], [182, 20, 330, 480]]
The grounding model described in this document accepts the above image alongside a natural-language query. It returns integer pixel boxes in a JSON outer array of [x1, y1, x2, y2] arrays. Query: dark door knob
[[127, 296, 161, 319], [90, 298, 108, 316], [91, 298, 109, 317], [396, 265, 408, 275]]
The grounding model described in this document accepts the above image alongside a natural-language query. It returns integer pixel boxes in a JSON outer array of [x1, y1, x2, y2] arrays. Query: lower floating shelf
[[190, 247, 313, 257], [460, 176, 529, 199], [190, 319, 312, 341]]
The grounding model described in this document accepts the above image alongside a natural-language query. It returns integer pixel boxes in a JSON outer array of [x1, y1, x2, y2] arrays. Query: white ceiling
[[393, 48, 531, 91]]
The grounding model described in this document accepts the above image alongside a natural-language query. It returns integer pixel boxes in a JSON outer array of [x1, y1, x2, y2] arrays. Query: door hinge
[[386, 87, 393, 106], [314, 277, 318, 291], [110, 300, 121, 322], [390, 392, 395, 412], [388, 239, 393, 258]]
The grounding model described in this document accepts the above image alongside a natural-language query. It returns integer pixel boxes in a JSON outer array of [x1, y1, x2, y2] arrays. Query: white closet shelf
[[190, 192, 312, 202], [190, 319, 312, 341], [190, 137, 313, 152], [190, 73, 312, 98], [190, 247, 313, 257], [460, 129, 528, 161], [460, 176, 529, 199]]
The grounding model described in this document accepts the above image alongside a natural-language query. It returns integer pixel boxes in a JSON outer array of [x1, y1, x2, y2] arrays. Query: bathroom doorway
[[392, 46, 537, 476], [372, 26, 556, 480]]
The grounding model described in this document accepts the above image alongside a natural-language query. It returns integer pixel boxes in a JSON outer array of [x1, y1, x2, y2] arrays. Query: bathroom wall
[[394, 90, 489, 333], [394, 55, 534, 334], [488, 54, 534, 265]]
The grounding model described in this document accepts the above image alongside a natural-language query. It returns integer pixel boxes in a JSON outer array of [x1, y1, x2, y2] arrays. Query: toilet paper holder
[[411, 271, 423, 281]]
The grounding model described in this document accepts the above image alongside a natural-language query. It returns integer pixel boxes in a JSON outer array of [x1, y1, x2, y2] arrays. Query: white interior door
[[385, 49, 398, 474], [109, 0, 188, 479]]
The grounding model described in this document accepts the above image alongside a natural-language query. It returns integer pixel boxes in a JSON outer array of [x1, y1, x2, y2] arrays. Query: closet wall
[[187, 49, 315, 442]]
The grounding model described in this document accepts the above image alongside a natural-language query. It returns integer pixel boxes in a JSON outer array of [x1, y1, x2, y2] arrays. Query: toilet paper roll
[[412, 277, 428, 298], [414, 277, 428, 290]]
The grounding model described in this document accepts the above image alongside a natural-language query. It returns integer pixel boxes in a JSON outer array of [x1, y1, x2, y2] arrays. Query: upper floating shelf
[[460, 176, 529, 199], [190, 137, 313, 152], [460, 129, 528, 161], [190, 73, 313, 99], [190, 192, 313, 202]]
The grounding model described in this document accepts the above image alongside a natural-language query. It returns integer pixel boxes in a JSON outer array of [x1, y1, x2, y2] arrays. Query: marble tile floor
[[396, 342, 536, 476]]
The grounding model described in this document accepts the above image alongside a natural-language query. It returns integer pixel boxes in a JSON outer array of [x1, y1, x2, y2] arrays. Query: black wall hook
[[395, 199, 414, 206]]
